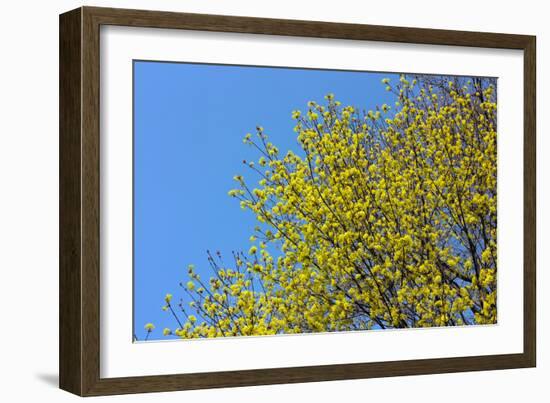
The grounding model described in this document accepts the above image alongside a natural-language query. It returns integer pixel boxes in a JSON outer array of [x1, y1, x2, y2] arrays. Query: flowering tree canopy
[[152, 74, 497, 339]]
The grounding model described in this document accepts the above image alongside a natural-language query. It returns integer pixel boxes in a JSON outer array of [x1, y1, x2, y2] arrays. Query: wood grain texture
[[59, 6, 537, 396], [80, 6, 102, 396], [59, 7, 83, 396], [523, 37, 536, 367]]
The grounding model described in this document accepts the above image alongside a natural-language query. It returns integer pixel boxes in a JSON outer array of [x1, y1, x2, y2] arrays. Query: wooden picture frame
[[59, 6, 536, 396]]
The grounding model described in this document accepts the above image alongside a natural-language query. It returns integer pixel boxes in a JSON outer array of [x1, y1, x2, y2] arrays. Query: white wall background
[[0, 0, 546, 401]]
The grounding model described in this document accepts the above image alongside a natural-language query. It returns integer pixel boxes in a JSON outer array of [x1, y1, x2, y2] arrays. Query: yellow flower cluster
[[158, 75, 497, 338]]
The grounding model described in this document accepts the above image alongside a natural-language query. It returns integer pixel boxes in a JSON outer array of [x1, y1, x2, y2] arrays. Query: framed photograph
[[59, 6, 536, 396]]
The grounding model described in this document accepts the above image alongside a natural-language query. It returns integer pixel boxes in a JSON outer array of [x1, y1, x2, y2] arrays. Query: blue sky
[[133, 60, 399, 341]]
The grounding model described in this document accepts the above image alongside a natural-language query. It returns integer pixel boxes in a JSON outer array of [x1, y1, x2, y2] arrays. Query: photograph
[[0, 0, 543, 399], [132, 61, 498, 341]]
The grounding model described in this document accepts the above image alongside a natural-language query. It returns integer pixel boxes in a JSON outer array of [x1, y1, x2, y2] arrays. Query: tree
[[155, 74, 497, 339]]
